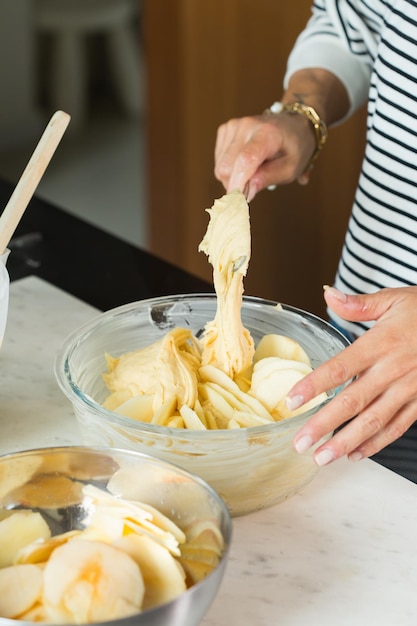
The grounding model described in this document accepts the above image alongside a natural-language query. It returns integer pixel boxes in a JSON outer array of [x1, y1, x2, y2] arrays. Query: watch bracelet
[[266, 101, 328, 171]]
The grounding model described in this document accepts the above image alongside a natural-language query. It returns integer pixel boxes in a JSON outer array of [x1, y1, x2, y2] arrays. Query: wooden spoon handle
[[0, 110, 71, 254]]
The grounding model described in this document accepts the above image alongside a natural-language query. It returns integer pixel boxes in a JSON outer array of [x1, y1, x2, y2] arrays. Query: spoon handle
[[0, 110, 71, 254]]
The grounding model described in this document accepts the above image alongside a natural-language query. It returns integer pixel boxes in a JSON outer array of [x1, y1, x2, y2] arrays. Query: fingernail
[[297, 175, 309, 186], [315, 448, 335, 466], [243, 181, 250, 199], [294, 435, 313, 454], [323, 285, 347, 303], [286, 394, 304, 411], [348, 450, 363, 462]]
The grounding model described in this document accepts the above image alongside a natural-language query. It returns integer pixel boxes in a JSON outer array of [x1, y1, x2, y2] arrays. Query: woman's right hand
[[214, 68, 351, 201], [214, 108, 316, 201]]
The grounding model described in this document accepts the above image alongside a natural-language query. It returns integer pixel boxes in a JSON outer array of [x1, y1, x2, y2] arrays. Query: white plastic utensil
[[0, 249, 9, 347], [0, 110, 71, 255]]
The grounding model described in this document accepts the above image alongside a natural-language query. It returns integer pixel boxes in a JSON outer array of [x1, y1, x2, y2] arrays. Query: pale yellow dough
[[103, 328, 201, 413], [198, 189, 254, 379], [103, 190, 254, 416], [101, 190, 326, 428]]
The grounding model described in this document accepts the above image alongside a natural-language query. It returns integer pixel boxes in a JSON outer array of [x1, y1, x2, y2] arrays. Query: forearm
[[281, 68, 350, 126]]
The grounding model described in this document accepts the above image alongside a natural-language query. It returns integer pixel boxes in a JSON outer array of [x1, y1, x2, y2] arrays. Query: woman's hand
[[214, 110, 315, 201], [289, 285, 417, 465]]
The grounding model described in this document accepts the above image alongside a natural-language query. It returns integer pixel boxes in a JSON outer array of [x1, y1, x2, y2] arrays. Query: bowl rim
[[0, 444, 232, 624], [54, 293, 351, 440], [0, 444, 232, 526]]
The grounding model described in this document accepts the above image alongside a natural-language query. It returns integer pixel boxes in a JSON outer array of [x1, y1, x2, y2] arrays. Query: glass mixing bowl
[[0, 445, 231, 626], [55, 294, 350, 517]]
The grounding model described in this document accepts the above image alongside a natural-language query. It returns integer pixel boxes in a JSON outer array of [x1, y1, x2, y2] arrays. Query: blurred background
[[0, 0, 146, 248], [0, 0, 366, 317]]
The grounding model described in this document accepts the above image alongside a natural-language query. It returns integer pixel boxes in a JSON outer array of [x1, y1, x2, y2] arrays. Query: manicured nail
[[323, 285, 347, 303], [294, 435, 313, 454], [348, 450, 363, 462], [286, 394, 304, 411], [297, 174, 309, 186], [315, 448, 335, 466]]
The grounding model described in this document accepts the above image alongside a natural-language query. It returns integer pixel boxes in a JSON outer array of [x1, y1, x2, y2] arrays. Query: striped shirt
[[285, 0, 417, 338]]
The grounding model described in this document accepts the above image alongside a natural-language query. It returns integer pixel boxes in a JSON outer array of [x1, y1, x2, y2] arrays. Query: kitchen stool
[[34, 0, 142, 130]]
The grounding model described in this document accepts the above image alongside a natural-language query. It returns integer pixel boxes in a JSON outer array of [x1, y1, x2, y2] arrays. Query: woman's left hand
[[289, 285, 417, 465]]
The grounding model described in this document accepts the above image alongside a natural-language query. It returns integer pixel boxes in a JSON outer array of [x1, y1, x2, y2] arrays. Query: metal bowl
[[0, 446, 232, 626]]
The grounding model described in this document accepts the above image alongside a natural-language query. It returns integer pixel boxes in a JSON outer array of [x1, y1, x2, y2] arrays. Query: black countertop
[[2, 178, 416, 484]]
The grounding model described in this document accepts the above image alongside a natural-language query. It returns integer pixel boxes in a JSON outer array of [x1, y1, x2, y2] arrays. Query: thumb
[[323, 285, 394, 324]]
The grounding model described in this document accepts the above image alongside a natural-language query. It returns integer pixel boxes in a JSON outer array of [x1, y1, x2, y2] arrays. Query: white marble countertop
[[2, 277, 417, 625]]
